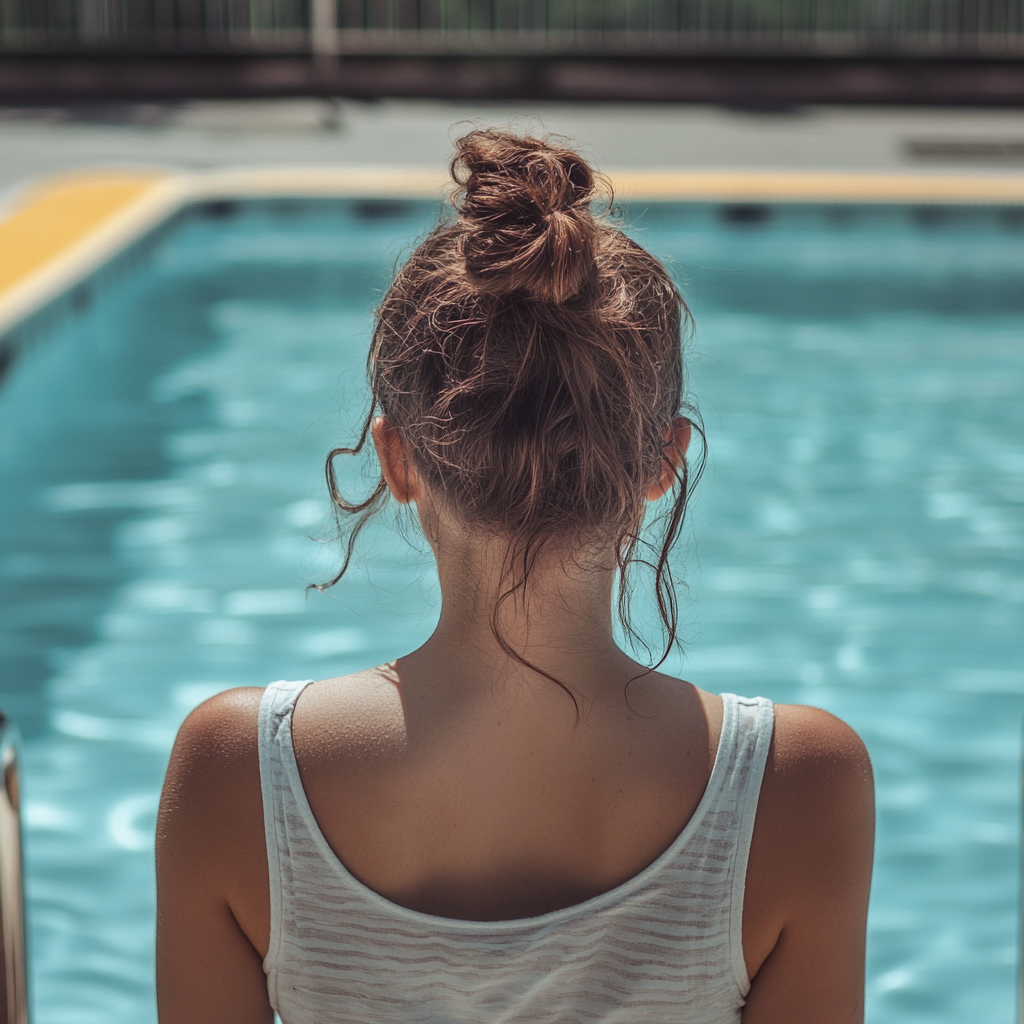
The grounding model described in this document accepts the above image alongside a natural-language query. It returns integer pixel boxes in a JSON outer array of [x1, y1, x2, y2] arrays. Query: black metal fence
[[1, 0, 1023, 56]]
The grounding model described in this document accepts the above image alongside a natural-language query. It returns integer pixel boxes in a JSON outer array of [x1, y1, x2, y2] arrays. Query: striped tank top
[[258, 679, 774, 1024]]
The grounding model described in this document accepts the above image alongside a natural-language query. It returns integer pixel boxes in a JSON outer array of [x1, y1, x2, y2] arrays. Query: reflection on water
[[0, 200, 1020, 1023]]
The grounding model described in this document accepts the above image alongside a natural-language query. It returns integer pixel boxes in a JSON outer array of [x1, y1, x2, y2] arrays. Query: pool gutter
[[1, 165, 1024, 342]]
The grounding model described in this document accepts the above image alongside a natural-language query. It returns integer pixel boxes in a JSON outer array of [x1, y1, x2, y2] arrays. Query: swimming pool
[[0, 194, 1021, 1023]]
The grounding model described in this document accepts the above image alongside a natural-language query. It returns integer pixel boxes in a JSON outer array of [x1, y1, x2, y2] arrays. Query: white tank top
[[258, 679, 774, 1024]]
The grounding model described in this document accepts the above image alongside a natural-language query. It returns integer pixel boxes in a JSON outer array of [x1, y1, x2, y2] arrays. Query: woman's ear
[[372, 417, 424, 504], [646, 417, 691, 502]]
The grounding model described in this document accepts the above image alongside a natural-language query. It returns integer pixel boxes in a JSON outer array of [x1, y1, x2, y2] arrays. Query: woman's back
[[156, 128, 874, 1024], [287, 650, 722, 923], [262, 676, 770, 1023]]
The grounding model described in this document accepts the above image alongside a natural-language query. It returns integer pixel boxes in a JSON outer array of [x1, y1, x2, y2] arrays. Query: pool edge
[[2, 165, 1023, 341]]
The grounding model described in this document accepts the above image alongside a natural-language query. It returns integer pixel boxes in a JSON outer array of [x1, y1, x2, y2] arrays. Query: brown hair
[[319, 128, 702, 688]]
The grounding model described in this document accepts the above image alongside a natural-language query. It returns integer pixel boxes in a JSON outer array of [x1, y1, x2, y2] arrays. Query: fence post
[[312, 0, 339, 56]]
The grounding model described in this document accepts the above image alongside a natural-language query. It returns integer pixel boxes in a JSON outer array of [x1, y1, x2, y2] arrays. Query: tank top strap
[[715, 693, 774, 808], [257, 678, 314, 995], [707, 692, 774, 995]]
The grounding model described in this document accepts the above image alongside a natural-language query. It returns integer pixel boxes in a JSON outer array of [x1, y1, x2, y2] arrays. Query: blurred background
[[1, 0, 1024, 105], [2, 0, 1024, 187], [1, 4, 1023, 1024]]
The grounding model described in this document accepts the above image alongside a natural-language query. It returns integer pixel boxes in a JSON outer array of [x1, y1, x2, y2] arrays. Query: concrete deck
[[2, 99, 1024, 202]]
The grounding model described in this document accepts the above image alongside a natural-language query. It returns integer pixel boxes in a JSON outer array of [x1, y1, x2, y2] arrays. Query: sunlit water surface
[[0, 199, 1021, 1023]]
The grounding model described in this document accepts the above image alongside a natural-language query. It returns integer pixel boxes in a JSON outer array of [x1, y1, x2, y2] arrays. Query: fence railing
[[1, 0, 1023, 57]]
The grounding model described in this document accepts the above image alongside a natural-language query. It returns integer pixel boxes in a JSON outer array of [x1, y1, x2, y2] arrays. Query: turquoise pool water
[[0, 197, 1021, 1023]]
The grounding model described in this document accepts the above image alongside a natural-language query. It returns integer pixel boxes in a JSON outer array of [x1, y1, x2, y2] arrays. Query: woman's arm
[[742, 704, 875, 1024], [156, 688, 273, 1024]]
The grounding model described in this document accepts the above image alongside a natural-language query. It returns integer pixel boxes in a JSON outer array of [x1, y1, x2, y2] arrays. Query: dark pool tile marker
[[719, 204, 772, 227]]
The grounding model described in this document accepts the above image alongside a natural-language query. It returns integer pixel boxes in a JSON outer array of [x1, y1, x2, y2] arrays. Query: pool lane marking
[[2, 166, 1023, 339]]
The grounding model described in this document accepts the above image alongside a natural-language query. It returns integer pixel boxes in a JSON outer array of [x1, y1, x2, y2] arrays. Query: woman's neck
[[410, 529, 635, 708]]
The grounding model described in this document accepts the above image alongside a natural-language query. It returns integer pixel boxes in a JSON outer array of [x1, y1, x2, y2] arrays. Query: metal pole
[[311, 0, 339, 56], [0, 714, 27, 1024]]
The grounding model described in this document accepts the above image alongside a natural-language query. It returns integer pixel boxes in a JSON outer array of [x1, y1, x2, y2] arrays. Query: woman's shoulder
[[768, 701, 873, 787], [681, 690, 873, 869], [159, 687, 279, 964], [171, 686, 265, 771], [751, 700, 874, 898], [162, 688, 267, 844], [684, 686, 871, 781], [751, 700, 873, 837], [739, 700, 874, 991], [169, 670, 401, 775]]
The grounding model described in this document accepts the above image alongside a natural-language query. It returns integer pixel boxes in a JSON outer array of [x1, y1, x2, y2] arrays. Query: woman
[[157, 129, 874, 1023]]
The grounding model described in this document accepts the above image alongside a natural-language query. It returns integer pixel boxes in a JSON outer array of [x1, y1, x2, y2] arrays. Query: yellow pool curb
[[2, 166, 1023, 340], [610, 170, 1024, 204], [0, 172, 189, 338], [0, 172, 166, 296]]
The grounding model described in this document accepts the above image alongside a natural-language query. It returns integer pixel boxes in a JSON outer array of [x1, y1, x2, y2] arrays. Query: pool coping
[[2, 165, 1024, 340]]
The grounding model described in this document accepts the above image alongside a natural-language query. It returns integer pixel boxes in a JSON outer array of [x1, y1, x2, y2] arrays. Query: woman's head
[[323, 127, 699, 668]]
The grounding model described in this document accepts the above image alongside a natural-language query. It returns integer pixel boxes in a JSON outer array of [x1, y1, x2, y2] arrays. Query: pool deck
[[2, 99, 1024, 339], [5, 99, 1024, 187]]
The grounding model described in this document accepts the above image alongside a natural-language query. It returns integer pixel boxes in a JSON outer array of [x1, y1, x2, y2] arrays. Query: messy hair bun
[[452, 129, 600, 304], [322, 127, 701, 701]]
